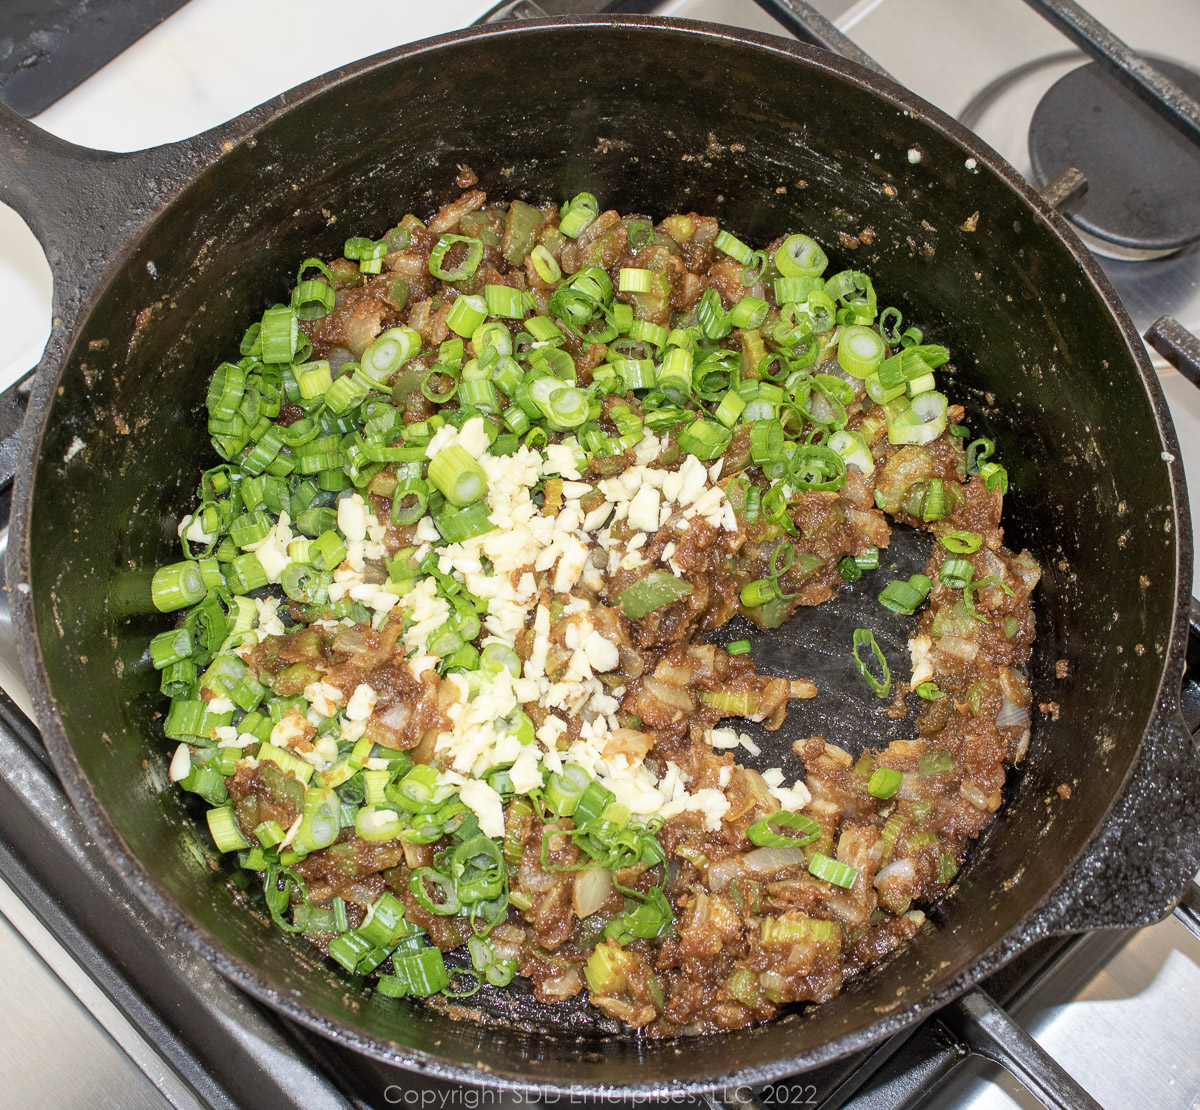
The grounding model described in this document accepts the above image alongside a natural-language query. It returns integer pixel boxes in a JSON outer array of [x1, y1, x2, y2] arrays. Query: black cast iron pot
[[2, 14, 1199, 1096]]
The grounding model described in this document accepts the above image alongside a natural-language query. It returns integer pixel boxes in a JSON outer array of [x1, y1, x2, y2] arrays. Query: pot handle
[[0, 103, 217, 317], [0, 104, 222, 495]]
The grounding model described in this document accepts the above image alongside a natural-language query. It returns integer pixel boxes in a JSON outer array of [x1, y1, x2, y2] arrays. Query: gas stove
[[1, 3, 1199, 1109]]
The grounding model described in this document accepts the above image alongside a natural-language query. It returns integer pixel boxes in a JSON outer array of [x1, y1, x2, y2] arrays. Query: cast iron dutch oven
[[2, 14, 1200, 1095]]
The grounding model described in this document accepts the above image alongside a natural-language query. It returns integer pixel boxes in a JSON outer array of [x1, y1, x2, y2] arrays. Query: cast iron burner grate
[[1029, 60, 1200, 260]]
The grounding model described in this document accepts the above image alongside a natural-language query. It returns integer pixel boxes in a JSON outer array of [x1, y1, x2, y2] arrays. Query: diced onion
[[743, 846, 809, 876], [996, 697, 1031, 728], [573, 869, 614, 918], [873, 859, 916, 889]]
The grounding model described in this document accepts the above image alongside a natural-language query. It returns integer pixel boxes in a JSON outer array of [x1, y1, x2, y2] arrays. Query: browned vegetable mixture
[[153, 185, 1039, 1035]]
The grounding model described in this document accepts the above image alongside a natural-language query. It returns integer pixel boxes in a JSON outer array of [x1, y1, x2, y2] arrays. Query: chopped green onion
[[658, 346, 693, 396], [808, 852, 858, 889], [344, 236, 388, 274], [253, 820, 285, 848], [838, 556, 862, 583], [852, 628, 892, 698], [628, 319, 668, 350], [915, 681, 945, 700], [537, 382, 589, 429], [856, 550, 879, 575], [775, 234, 828, 278], [713, 389, 747, 428], [389, 946, 450, 995], [362, 327, 421, 376], [829, 429, 875, 477], [714, 229, 754, 265], [749, 419, 784, 465], [677, 417, 731, 461], [355, 805, 405, 842], [729, 295, 769, 330], [740, 577, 780, 608], [427, 444, 488, 506], [151, 561, 206, 612], [559, 192, 599, 239], [836, 325, 886, 378], [726, 640, 751, 655], [294, 788, 340, 852], [446, 294, 487, 338], [922, 477, 945, 522], [429, 235, 484, 281], [979, 460, 1009, 494], [773, 275, 822, 305], [941, 530, 982, 554], [521, 317, 561, 348], [544, 764, 590, 817], [746, 810, 822, 848], [888, 391, 948, 446], [207, 806, 249, 853], [940, 556, 975, 590], [291, 274, 335, 321], [433, 500, 495, 542], [531, 244, 561, 284], [618, 268, 653, 294], [259, 306, 298, 364], [699, 689, 757, 714], [696, 287, 730, 339], [296, 361, 332, 400], [878, 574, 932, 616], [484, 284, 528, 319], [150, 628, 192, 670]]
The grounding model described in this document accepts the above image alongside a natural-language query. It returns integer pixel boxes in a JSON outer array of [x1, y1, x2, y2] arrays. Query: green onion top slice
[[714, 229, 754, 265], [939, 556, 975, 590], [941, 530, 983, 554], [852, 628, 892, 698], [746, 810, 822, 848], [878, 574, 932, 616]]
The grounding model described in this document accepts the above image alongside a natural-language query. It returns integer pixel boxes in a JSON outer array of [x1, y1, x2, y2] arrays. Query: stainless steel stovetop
[[1, 2, 1199, 1108]]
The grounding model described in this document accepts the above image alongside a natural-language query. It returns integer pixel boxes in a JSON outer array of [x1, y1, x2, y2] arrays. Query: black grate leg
[[1173, 879, 1200, 942], [747, 0, 888, 77], [939, 989, 1103, 1110]]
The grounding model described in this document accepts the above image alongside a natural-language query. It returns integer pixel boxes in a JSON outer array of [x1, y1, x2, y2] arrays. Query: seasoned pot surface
[[11, 18, 1186, 1089]]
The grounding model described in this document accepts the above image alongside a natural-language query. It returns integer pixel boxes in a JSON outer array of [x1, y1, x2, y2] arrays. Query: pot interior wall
[[25, 21, 1180, 1087]]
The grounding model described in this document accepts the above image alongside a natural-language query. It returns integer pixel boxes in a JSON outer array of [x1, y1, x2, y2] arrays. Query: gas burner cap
[[1029, 59, 1200, 259]]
